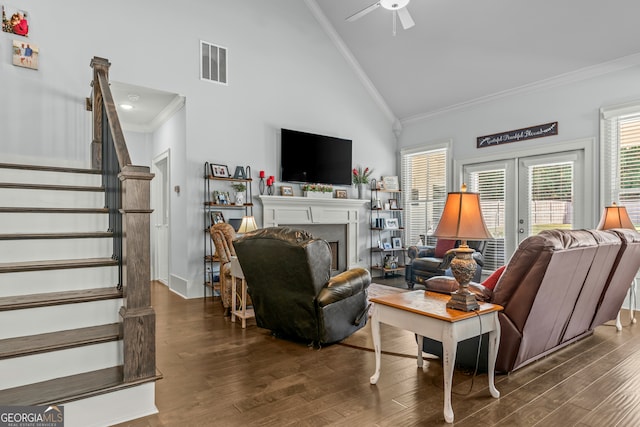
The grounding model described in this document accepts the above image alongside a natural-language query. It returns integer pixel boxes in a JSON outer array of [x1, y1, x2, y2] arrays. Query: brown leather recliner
[[234, 226, 372, 346]]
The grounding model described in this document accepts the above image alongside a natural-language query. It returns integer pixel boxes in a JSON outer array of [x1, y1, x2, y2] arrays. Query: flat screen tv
[[280, 128, 352, 186]]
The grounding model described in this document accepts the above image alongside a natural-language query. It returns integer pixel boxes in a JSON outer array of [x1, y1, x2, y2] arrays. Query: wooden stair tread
[[0, 287, 122, 311], [0, 323, 121, 359], [0, 231, 113, 240], [0, 258, 118, 273], [0, 366, 161, 406], [0, 182, 104, 192], [0, 163, 101, 175], [0, 207, 108, 213]]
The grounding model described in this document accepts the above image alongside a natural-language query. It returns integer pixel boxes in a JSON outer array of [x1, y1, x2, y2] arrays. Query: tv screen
[[280, 128, 352, 186]]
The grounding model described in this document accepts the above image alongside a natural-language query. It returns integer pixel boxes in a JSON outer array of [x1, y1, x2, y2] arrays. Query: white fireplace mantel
[[258, 195, 369, 269]]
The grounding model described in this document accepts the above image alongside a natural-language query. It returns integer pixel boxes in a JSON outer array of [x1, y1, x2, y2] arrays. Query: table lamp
[[597, 202, 635, 230], [434, 184, 492, 311], [237, 215, 258, 234]]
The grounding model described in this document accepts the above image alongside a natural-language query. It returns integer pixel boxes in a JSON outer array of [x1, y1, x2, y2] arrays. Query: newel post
[[118, 164, 156, 382], [90, 57, 110, 170]]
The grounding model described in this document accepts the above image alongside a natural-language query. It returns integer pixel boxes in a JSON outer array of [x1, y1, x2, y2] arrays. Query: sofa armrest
[[425, 276, 493, 302], [317, 267, 371, 307], [407, 245, 436, 260]]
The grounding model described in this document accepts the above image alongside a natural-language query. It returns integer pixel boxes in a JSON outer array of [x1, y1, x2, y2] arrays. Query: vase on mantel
[[357, 183, 367, 199]]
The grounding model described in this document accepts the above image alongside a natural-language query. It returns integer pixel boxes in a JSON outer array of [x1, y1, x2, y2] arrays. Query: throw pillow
[[481, 265, 506, 291], [434, 239, 456, 258]]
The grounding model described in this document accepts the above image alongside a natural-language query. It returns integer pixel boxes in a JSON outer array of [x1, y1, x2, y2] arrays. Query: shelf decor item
[[230, 182, 246, 205], [302, 184, 333, 198]]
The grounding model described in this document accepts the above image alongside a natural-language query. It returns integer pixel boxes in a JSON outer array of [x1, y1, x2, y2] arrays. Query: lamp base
[[446, 290, 480, 311]]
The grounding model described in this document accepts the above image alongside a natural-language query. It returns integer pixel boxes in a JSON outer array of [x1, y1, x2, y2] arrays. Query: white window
[[400, 144, 448, 247], [601, 103, 640, 229], [201, 40, 228, 85]]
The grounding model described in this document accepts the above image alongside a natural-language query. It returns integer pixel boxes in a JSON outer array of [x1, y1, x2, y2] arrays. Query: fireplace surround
[[258, 195, 369, 271]]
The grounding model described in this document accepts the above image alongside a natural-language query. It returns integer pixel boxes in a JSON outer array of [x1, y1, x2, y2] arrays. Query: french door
[[463, 149, 585, 268]]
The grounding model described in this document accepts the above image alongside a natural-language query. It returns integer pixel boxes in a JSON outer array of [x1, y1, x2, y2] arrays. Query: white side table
[[230, 256, 254, 328]]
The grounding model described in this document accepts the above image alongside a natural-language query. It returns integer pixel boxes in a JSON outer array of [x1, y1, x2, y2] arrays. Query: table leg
[[231, 276, 237, 323], [487, 325, 501, 398], [369, 306, 381, 385], [416, 335, 424, 368], [241, 278, 247, 329], [631, 278, 637, 324], [441, 326, 456, 423]]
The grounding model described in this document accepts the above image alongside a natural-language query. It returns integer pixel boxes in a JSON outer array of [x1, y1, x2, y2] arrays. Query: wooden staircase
[[0, 162, 159, 425]]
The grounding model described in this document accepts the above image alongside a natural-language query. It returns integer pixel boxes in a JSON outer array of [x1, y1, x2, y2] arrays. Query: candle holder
[[259, 178, 265, 195], [267, 184, 274, 195]]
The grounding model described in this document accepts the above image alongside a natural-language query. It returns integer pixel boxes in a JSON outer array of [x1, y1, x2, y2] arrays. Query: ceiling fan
[[346, 0, 415, 36]]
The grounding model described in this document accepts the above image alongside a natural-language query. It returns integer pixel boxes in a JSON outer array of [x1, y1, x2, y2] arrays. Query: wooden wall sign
[[477, 122, 558, 148]]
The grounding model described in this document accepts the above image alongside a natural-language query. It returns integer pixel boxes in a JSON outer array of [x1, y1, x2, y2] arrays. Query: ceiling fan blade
[[397, 7, 415, 29], [346, 2, 381, 22]]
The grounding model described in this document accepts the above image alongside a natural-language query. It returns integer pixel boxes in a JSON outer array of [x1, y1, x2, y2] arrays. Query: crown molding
[[402, 52, 640, 125]]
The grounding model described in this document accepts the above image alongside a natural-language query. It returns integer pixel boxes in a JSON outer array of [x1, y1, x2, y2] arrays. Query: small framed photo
[[210, 211, 225, 225], [385, 218, 399, 229], [382, 175, 399, 191], [389, 199, 398, 209], [210, 163, 230, 178], [335, 189, 347, 199], [392, 237, 402, 249], [280, 185, 294, 196], [383, 242, 392, 250], [216, 191, 230, 205]]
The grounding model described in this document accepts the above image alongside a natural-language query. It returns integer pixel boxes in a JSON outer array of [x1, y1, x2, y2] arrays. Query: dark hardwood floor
[[114, 278, 640, 426]]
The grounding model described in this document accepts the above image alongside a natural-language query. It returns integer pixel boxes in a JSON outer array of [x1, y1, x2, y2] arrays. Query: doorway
[[461, 139, 595, 267], [152, 150, 170, 285]]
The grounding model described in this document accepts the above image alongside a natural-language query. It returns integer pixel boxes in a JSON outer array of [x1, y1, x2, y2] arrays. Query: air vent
[[201, 40, 227, 85]]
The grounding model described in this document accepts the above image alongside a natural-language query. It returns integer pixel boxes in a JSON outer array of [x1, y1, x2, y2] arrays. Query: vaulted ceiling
[[311, 0, 640, 123]]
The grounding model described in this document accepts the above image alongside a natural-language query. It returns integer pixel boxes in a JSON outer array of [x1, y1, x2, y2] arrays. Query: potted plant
[[352, 166, 373, 199], [230, 182, 246, 205], [302, 184, 333, 198]]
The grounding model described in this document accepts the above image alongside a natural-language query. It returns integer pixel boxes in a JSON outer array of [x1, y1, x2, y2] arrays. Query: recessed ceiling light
[[119, 104, 134, 110]]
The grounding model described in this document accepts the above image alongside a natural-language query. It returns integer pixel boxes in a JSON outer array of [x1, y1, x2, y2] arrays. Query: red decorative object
[[434, 239, 456, 258], [481, 265, 506, 291]]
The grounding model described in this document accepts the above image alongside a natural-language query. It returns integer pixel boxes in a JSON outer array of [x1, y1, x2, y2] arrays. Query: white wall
[[1, 0, 396, 298], [399, 64, 640, 225]]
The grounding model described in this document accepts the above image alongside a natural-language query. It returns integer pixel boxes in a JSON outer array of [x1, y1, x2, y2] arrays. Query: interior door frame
[[151, 149, 171, 285], [455, 137, 597, 262]]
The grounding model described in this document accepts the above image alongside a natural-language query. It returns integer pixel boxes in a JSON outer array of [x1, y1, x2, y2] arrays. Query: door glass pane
[[529, 162, 573, 234], [469, 169, 506, 271]]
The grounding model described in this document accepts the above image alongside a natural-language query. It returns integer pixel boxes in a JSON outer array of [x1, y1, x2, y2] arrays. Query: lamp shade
[[434, 189, 492, 240], [237, 216, 258, 234], [597, 203, 635, 230]]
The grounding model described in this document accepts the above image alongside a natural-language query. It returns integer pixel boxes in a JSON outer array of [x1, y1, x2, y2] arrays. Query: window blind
[[468, 169, 506, 271], [603, 112, 640, 228], [401, 148, 447, 246]]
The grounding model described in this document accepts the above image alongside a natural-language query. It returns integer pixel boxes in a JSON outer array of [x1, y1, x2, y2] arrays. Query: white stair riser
[[0, 341, 122, 390], [0, 266, 118, 297], [0, 212, 108, 233], [0, 188, 103, 208], [0, 299, 123, 339], [0, 168, 101, 186], [0, 237, 112, 263]]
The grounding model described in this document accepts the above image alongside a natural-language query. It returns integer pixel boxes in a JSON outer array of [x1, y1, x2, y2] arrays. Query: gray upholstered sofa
[[419, 228, 640, 373], [234, 226, 371, 346]]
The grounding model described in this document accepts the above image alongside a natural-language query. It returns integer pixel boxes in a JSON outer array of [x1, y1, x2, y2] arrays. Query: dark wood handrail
[[89, 56, 156, 383]]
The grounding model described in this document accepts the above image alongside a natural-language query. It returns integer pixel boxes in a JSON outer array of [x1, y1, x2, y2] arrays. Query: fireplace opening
[[329, 241, 338, 271]]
